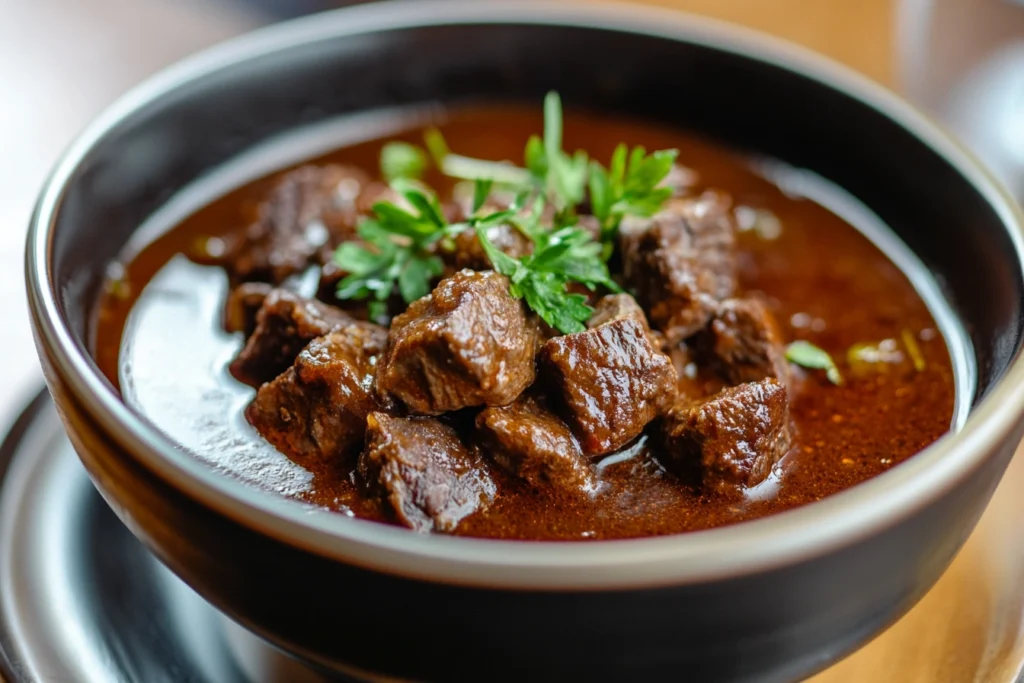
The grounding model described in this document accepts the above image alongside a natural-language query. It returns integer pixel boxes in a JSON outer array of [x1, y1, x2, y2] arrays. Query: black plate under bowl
[[0, 392, 331, 683]]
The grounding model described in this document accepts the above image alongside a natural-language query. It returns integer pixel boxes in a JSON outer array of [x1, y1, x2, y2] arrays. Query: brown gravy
[[92, 106, 958, 539]]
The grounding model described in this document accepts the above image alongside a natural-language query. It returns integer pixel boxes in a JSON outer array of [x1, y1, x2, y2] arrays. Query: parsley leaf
[[786, 341, 843, 385], [334, 180, 451, 317], [589, 144, 679, 240], [472, 178, 493, 214], [525, 92, 589, 216], [427, 93, 588, 217], [380, 141, 428, 181], [475, 207, 620, 334]]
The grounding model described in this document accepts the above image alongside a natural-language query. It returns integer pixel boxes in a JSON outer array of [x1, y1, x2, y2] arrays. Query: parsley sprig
[[524, 92, 589, 216], [425, 92, 589, 225], [589, 144, 679, 240], [475, 197, 620, 334], [333, 179, 456, 319], [380, 141, 428, 181], [333, 91, 675, 329], [785, 341, 843, 385]]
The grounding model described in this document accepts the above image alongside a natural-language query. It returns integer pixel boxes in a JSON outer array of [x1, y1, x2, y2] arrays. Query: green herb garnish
[[525, 92, 589, 215], [901, 329, 926, 372], [425, 92, 589, 222], [425, 128, 533, 187], [380, 141, 428, 181], [589, 144, 678, 240], [786, 341, 843, 385], [475, 207, 620, 334], [335, 91, 674, 328], [334, 179, 454, 319]]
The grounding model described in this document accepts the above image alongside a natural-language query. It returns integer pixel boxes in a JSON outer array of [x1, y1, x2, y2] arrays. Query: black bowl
[[25, 2, 1024, 681]]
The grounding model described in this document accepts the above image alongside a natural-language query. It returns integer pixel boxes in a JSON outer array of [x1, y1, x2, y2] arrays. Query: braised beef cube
[[245, 324, 389, 462], [540, 317, 677, 456], [476, 396, 596, 495], [220, 165, 370, 285], [230, 289, 353, 387], [587, 293, 666, 350], [223, 282, 273, 336], [358, 413, 495, 533], [620, 192, 738, 344], [376, 270, 536, 414], [662, 378, 791, 493], [451, 223, 533, 271], [698, 298, 789, 385]]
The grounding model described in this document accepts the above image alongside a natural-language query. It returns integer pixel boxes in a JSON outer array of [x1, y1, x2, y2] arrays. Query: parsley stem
[[439, 154, 533, 186]]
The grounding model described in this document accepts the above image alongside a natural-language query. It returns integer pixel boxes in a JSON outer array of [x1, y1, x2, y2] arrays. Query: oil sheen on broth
[[92, 106, 957, 540]]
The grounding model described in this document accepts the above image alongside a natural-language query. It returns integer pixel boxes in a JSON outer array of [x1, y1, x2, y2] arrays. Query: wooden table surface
[[2, 1, 1022, 681]]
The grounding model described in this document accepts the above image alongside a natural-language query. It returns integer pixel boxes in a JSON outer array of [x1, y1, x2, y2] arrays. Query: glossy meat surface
[[212, 164, 370, 284], [246, 324, 389, 463], [620, 192, 738, 344], [697, 297, 790, 385], [229, 289, 353, 387], [540, 316, 677, 456], [376, 269, 536, 415], [358, 413, 496, 533], [662, 379, 792, 492], [476, 396, 596, 495]]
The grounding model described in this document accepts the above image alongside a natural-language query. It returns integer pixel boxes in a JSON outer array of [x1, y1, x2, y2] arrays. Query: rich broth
[[92, 106, 957, 539]]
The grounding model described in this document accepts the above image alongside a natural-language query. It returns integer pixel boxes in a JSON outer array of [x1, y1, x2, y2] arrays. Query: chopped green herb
[[532, 91, 589, 213], [426, 92, 592, 219], [589, 143, 678, 241], [424, 127, 533, 186], [475, 207, 620, 334], [334, 180, 453, 317], [901, 329, 926, 372], [337, 92, 675, 327], [472, 178, 494, 214], [786, 340, 843, 385], [380, 141, 428, 181]]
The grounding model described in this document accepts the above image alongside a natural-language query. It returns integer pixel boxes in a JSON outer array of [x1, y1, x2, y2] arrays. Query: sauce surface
[[92, 106, 957, 539]]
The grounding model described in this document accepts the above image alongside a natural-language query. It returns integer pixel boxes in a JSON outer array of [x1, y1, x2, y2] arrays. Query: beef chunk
[[376, 270, 536, 414], [588, 293, 666, 350], [220, 165, 370, 285], [620, 192, 738, 344], [246, 324, 389, 462], [697, 298, 789, 385], [223, 282, 273, 337], [230, 289, 353, 387], [476, 396, 596, 495], [540, 316, 677, 456], [661, 378, 791, 493], [451, 223, 533, 271], [358, 413, 495, 533]]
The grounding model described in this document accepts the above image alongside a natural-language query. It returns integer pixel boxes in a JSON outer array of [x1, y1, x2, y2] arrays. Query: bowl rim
[[26, 0, 1024, 590]]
